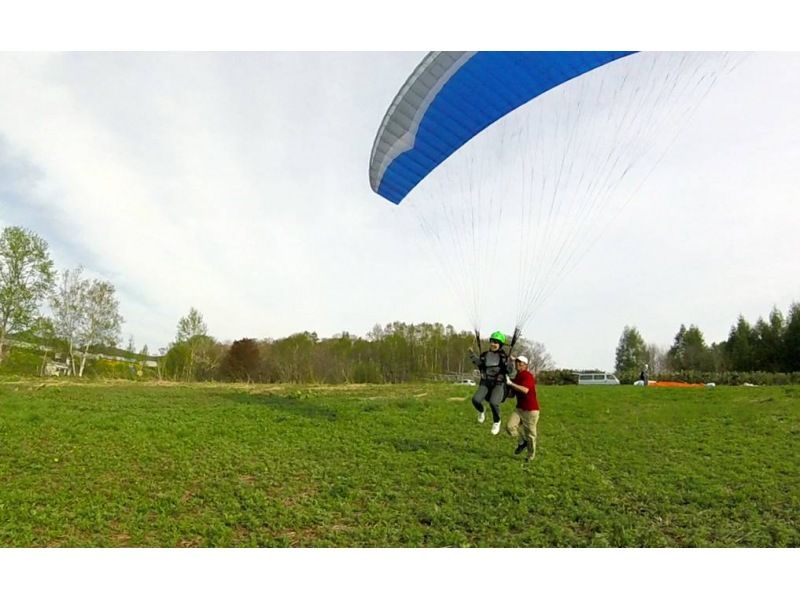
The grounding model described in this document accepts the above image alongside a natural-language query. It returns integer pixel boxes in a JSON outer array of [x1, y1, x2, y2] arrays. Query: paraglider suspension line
[[509, 326, 522, 356]]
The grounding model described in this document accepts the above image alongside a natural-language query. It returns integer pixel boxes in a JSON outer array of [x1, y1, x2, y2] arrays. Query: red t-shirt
[[512, 370, 539, 411]]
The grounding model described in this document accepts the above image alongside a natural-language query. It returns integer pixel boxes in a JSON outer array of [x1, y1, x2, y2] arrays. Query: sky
[[1, 50, 799, 369], [1, 3, 799, 372]]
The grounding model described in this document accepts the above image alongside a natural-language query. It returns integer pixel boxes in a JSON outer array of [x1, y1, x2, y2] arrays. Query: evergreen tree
[[725, 315, 756, 371], [614, 325, 647, 376], [783, 302, 800, 372], [667, 324, 713, 371], [752, 307, 785, 372]]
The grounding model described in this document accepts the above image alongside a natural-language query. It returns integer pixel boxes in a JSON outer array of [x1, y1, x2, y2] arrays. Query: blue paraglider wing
[[369, 51, 636, 204]]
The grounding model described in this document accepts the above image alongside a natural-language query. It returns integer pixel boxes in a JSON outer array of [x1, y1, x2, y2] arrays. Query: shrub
[[0, 347, 44, 376], [537, 369, 578, 385], [653, 370, 800, 386]]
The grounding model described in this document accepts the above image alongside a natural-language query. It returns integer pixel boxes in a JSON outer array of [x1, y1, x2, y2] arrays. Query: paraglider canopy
[[369, 51, 635, 204], [369, 51, 738, 344]]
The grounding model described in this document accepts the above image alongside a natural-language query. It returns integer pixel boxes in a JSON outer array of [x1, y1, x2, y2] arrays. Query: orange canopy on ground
[[648, 381, 706, 388]]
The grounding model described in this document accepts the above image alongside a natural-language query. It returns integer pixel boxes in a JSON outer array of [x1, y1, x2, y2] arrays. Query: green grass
[[0, 380, 798, 547]]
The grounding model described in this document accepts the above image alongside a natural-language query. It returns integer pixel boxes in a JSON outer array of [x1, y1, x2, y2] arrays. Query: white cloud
[[1, 51, 798, 369]]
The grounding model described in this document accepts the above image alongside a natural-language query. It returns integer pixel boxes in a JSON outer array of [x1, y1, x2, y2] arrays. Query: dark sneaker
[[514, 440, 528, 455]]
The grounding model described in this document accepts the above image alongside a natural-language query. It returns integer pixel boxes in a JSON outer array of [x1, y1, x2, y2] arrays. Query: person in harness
[[638, 363, 649, 386], [469, 331, 513, 435]]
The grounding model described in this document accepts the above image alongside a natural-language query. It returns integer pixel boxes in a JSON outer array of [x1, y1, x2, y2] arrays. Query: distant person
[[505, 355, 539, 461], [639, 363, 649, 386], [469, 331, 512, 435]]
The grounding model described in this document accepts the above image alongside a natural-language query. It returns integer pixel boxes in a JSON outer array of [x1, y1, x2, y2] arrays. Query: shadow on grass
[[227, 393, 339, 421]]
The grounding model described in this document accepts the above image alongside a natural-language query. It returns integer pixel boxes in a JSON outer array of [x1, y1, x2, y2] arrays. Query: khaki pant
[[506, 408, 540, 459]]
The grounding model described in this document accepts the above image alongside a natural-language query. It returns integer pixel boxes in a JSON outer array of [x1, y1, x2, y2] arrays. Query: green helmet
[[489, 331, 506, 345]]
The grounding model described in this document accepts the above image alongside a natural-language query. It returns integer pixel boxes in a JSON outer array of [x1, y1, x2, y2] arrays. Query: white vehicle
[[576, 372, 620, 385], [456, 378, 477, 386]]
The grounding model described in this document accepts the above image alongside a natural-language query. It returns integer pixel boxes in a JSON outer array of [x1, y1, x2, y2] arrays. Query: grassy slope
[[0, 380, 797, 547]]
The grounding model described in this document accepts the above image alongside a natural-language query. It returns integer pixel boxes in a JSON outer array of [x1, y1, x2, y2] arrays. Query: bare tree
[[646, 343, 668, 375], [76, 280, 123, 376], [175, 307, 208, 381], [177, 307, 207, 341], [513, 338, 555, 374], [50, 267, 88, 375], [26, 315, 57, 375]]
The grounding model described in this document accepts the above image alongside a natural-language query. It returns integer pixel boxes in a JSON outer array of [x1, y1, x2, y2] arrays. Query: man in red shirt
[[505, 355, 540, 462]]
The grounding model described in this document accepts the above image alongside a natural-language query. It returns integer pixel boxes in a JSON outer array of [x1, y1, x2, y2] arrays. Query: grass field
[[0, 379, 798, 547]]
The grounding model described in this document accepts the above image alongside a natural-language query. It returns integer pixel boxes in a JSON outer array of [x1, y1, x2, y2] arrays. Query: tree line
[[615, 302, 800, 384], [4, 224, 799, 385], [1, 226, 556, 383], [160, 311, 556, 384]]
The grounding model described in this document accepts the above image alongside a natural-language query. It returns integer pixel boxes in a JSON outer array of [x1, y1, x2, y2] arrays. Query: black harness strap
[[509, 326, 521, 353]]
